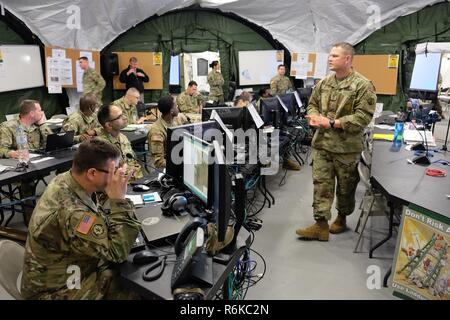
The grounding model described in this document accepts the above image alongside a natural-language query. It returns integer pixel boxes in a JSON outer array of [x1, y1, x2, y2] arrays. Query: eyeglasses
[[93, 167, 111, 174], [109, 113, 124, 122]]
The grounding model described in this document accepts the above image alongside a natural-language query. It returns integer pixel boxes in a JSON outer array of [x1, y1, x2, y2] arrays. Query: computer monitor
[[260, 96, 286, 128], [212, 140, 232, 242], [277, 93, 297, 116], [296, 87, 313, 106], [202, 106, 251, 130], [166, 121, 218, 182], [182, 132, 213, 205]]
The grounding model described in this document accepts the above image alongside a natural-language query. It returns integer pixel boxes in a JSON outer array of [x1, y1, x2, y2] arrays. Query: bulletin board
[[44, 46, 100, 88], [112, 52, 163, 90], [353, 54, 399, 95], [290, 52, 328, 79]]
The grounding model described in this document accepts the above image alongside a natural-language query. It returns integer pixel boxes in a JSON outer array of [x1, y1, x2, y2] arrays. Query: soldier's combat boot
[[283, 159, 301, 171], [296, 219, 329, 241], [329, 214, 347, 234]]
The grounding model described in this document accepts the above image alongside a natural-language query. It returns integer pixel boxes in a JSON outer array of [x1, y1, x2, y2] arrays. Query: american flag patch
[[76, 213, 96, 235]]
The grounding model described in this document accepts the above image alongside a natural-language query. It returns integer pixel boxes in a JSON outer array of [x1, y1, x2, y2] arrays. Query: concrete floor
[[1, 109, 449, 300]]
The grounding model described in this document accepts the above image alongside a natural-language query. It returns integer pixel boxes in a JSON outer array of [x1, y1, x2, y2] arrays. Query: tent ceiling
[[1, 0, 443, 52]]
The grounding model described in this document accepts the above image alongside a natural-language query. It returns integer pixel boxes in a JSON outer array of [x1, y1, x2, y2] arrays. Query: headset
[[161, 192, 189, 217]]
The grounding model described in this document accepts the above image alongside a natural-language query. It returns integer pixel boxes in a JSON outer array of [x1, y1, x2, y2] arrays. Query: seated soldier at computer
[[0, 99, 53, 225], [62, 93, 102, 143], [255, 88, 271, 113], [149, 95, 189, 168], [96, 104, 143, 181], [112, 87, 146, 124]]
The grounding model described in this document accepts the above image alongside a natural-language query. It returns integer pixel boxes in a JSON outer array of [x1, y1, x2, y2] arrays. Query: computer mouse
[[133, 184, 150, 192], [132, 250, 159, 265]]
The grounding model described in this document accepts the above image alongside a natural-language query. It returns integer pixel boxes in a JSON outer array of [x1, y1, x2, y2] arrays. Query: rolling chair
[[0, 240, 24, 300]]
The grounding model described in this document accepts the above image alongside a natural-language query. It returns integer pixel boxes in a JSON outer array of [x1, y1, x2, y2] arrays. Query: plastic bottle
[[16, 125, 29, 164], [393, 119, 404, 143]]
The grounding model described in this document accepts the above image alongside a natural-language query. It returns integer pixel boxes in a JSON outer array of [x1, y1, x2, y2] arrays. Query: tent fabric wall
[[0, 20, 66, 121], [104, 9, 275, 103], [355, 2, 450, 111]]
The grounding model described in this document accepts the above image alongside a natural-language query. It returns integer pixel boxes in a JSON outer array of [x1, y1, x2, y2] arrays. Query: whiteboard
[[0, 45, 44, 92], [410, 52, 441, 91], [238, 50, 284, 86]]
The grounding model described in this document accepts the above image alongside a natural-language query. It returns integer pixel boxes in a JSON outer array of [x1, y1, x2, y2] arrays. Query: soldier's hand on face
[[86, 129, 96, 136], [8, 150, 19, 159], [36, 113, 46, 126], [104, 162, 133, 200], [79, 133, 92, 141]]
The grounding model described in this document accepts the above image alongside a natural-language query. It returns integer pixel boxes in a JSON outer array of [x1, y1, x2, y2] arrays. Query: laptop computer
[[45, 131, 75, 152], [135, 204, 190, 245]]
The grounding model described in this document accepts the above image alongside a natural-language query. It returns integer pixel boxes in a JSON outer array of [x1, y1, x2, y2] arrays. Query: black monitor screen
[[277, 93, 297, 115], [260, 97, 286, 127], [297, 87, 313, 106], [202, 106, 247, 130]]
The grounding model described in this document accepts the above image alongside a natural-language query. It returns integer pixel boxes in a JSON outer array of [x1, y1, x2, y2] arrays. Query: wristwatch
[[329, 118, 335, 129]]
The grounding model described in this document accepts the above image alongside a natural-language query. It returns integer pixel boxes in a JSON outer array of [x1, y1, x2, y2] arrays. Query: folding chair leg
[[354, 197, 375, 253]]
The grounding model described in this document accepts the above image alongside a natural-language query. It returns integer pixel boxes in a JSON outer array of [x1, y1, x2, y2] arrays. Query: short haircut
[[332, 42, 355, 56], [126, 87, 140, 96], [240, 91, 252, 102], [79, 93, 98, 113], [157, 95, 175, 115], [277, 64, 286, 70], [233, 97, 245, 107], [78, 56, 88, 62], [19, 100, 38, 116], [209, 61, 219, 68], [72, 138, 121, 174], [188, 80, 198, 87], [259, 88, 269, 96], [97, 104, 113, 126], [129, 57, 138, 63]]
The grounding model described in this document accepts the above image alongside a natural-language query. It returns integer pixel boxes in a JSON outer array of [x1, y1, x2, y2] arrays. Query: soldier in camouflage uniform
[[79, 57, 106, 103], [207, 61, 225, 104], [21, 139, 141, 299], [149, 95, 189, 168], [296, 43, 376, 241], [270, 65, 293, 96], [176, 80, 204, 114], [0, 100, 53, 225], [112, 87, 145, 124], [96, 105, 143, 181], [62, 93, 102, 143]]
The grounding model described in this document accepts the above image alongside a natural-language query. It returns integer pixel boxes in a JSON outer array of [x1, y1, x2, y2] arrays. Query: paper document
[[125, 195, 144, 206], [211, 110, 234, 143], [247, 103, 264, 128], [293, 91, 303, 108], [31, 157, 54, 164], [403, 129, 436, 146], [276, 95, 289, 112], [28, 153, 42, 159]]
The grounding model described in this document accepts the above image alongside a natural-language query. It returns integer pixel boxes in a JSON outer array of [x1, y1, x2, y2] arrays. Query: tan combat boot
[[329, 214, 347, 234], [283, 159, 301, 171], [296, 219, 329, 241]]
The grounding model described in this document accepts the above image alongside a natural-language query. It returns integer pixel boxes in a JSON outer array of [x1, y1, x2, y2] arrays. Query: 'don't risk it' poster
[[392, 205, 449, 300]]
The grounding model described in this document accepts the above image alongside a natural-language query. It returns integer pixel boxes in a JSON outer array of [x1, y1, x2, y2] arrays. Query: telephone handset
[[174, 217, 207, 256]]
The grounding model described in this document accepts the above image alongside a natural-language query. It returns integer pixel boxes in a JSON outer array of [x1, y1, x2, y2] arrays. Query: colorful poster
[[392, 205, 449, 300], [153, 52, 162, 66]]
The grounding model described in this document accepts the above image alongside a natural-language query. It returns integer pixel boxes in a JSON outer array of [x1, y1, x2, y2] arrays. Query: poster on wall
[[392, 205, 449, 300]]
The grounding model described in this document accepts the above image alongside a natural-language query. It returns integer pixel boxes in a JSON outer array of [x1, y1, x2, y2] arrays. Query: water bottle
[[16, 125, 29, 164], [393, 119, 404, 143]]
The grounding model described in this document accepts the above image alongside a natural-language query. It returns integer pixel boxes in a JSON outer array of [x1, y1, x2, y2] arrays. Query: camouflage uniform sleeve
[[176, 94, 186, 111], [149, 130, 165, 168], [62, 118, 81, 143], [339, 82, 376, 133], [94, 71, 106, 91], [66, 199, 141, 263], [270, 78, 278, 95], [39, 124, 53, 150], [0, 125, 14, 158], [307, 81, 323, 116]]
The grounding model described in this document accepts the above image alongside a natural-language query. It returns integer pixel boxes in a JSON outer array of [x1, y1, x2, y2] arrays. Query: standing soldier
[[149, 96, 189, 169], [270, 64, 293, 96], [207, 61, 225, 104], [79, 56, 106, 103], [176, 80, 204, 114], [296, 42, 376, 241]]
